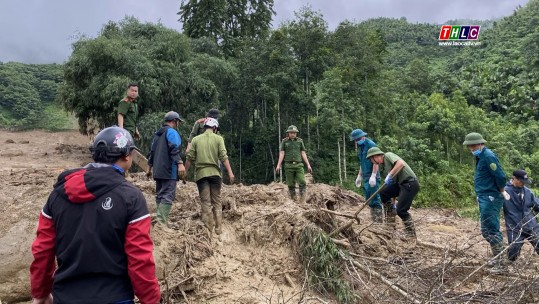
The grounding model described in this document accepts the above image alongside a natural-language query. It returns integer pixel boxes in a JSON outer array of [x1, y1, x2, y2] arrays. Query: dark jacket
[[473, 147, 507, 196], [504, 182, 539, 232], [148, 125, 182, 180], [30, 164, 160, 304]]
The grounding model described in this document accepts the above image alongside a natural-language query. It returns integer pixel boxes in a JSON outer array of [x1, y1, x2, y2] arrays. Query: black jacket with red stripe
[[30, 164, 160, 304]]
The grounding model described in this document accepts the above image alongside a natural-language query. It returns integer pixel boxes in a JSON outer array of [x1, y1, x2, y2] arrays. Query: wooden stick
[[354, 184, 386, 217], [284, 273, 296, 288], [319, 208, 357, 220], [329, 221, 353, 237], [330, 238, 351, 248], [352, 260, 421, 304]]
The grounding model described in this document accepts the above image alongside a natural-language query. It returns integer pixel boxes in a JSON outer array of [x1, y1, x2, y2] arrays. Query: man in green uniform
[[186, 108, 220, 154], [463, 132, 510, 272], [117, 83, 140, 139], [275, 125, 312, 202], [367, 147, 419, 239], [185, 118, 234, 236]]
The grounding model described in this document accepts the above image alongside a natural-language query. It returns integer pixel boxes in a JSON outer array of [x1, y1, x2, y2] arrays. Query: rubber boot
[[157, 203, 172, 225], [213, 208, 223, 235], [299, 186, 306, 203], [201, 205, 214, 233], [383, 202, 396, 230], [370, 208, 383, 224], [402, 215, 417, 240], [289, 188, 297, 202], [488, 243, 509, 273]]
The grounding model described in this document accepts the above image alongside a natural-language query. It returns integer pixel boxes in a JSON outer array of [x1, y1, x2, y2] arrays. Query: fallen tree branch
[[351, 260, 421, 304], [320, 208, 357, 220], [329, 221, 353, 237], [330, 238, 351, 248]]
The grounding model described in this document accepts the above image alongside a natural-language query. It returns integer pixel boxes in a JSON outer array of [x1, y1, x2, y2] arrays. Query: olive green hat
[[366, 147, 384, 159], [286, 125, 299, 133], [462, 132, 487, 146]]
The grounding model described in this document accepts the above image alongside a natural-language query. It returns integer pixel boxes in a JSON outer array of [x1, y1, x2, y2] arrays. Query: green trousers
[[285, 162, 306, 192]]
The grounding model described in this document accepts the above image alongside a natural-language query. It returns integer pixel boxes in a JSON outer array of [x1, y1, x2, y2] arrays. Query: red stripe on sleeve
[[125, 217, 160, 304], [30, 213, 56, 299]]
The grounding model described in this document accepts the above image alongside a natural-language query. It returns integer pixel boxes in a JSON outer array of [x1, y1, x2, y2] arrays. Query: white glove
[[369, 174, 376, 187], [503, 191, 510, 200], [355, 175, 362, 188]]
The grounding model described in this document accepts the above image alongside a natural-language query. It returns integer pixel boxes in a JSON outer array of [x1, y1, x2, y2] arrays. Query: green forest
[[1, 0, 539, 213]]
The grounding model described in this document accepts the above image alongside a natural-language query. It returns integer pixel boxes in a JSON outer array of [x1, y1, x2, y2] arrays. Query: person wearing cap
[[462, 132, 509, 271], [275, 125, 313, 202], [366, 147, 419, 239], [117, 83, 141, 140], [185, 117, 234, 236], [503, 169, 539, 262], [186, 108, 221, 154], [30, 126, 160, 304], [147, 111, 186, 226], [350, 129, 382, 223]]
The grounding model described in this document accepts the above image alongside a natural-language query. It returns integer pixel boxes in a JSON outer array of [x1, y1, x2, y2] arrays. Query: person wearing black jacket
[[147, 111, 185, 225], [30, 126, 160, 304], [503, 169, 539, 262]]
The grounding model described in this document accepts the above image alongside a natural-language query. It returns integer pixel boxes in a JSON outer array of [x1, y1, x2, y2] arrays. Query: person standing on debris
[[30, 126, 160, 304], [463, 132, 509, 271], [147, 111, 186, 226], [366, 147, 419, 239], [275, 125, 313, 202], [503, 169, 539, 262], [117, 83, 141, 140], [350, 129, 382, 223], [185, 118, 234, 235], [186, 108, 220, 154]]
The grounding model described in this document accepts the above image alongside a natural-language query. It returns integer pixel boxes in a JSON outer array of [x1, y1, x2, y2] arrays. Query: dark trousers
[[380, 179, 419, 220], [507, 227, 539, 261], [155, 179, 177, 203]]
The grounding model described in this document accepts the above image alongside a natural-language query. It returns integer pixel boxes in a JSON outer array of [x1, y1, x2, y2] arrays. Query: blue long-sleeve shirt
[[358, 138, 380, 179], [473, 147, 507, 196]]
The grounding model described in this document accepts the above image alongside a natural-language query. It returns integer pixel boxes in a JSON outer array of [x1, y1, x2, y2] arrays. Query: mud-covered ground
[[1, 130, 538, 304]]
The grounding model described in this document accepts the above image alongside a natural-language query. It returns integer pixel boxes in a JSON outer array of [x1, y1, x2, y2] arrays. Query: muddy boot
[[289, 188, 297, 202], [201, 206, 214, 234], [157, 203, 172, 225], [299, 186, 306, 203], [213, 208, 223, 235], [383, 202, 396, 230], [370, 208, 383, 224], [402, 215, 417, 240], [488, 243, 509, 273]]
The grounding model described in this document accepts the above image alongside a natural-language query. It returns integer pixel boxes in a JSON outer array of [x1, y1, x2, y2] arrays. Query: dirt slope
[[0, 130, 538, 304]]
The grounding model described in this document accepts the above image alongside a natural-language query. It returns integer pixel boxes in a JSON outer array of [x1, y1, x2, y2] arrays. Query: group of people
[[29, 84, 233, 303], [29, 83, 539, 303], [352, 129, 539, 273]]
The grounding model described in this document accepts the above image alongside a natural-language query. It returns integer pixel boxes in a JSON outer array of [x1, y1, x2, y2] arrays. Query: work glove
[[355, 175, 362, 188], [503, 191, 511, 201], [369, 174, 376, 187], [384, 174, 393, 185]]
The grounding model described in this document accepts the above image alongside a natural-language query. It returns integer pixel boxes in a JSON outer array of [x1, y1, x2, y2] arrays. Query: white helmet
[[204, 117, 219, 128]]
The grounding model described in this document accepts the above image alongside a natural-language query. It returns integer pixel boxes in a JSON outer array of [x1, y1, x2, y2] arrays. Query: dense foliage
[[3, 1, 539, 211]]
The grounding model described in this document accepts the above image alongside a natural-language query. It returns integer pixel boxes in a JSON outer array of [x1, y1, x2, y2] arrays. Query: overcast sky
[[0, 0, 529, 64]]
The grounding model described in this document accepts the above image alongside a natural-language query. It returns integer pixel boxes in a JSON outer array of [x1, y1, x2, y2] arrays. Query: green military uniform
[[188, 118, 206, 142], [117, 97, 138, 135], [280, 131, 307, 200], [187, 129, 228, 181]]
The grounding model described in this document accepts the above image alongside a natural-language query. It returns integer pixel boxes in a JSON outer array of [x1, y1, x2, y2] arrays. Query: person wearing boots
[[350, 129, 382, 223], [366, 147, 419, 239], [463, 132, 509, 272], [503, 169, 539, 262], [275, 125, 313, 202], [147, 111, 186, 227], [185, 118, 234, 235]]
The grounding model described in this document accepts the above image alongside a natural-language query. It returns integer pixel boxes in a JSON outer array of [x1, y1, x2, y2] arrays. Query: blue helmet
[[350, 129, 367, 141]]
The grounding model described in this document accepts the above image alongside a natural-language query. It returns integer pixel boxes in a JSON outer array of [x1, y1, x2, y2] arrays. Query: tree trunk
[[338, 140, 342, 185], [343, 131, 347, 181], [239, 133, 242, 184], [277, 98, 282, 183]]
